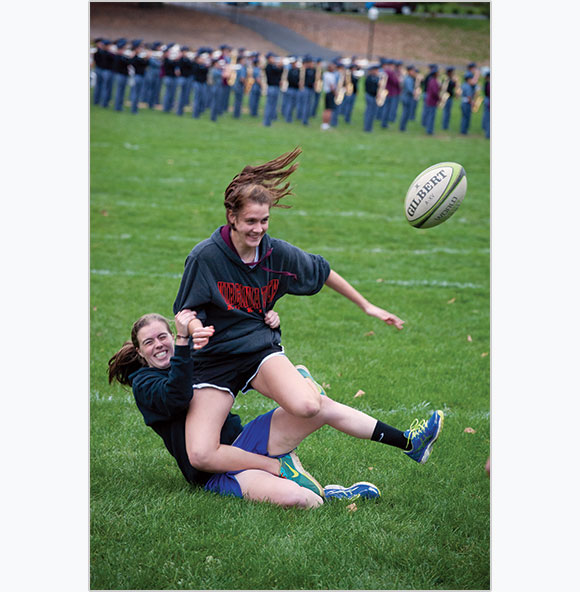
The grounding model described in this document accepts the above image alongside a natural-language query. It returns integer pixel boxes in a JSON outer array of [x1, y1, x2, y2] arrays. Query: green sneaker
[[295, 364, 326, 396], [279, 451, 325, 498]]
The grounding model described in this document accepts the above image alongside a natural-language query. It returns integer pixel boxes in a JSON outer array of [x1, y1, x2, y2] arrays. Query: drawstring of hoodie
[[241, 247, 298, 281]]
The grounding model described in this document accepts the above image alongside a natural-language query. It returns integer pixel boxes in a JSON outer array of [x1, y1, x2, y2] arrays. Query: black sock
[[371, 420, 412, 451]]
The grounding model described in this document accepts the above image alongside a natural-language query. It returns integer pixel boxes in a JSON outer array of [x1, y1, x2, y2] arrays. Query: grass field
[[90, 91, 490, 590]]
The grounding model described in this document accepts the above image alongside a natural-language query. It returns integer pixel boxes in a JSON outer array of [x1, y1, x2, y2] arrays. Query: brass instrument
[[376, 70, 388, 107], [260, 65, 268, 96], [226, 49, 239, 86], [244, 66, 255, 94], [345, 68, 354, 96], [439, 77, 450, 108], [334, 69, 346, 105], [280, 63, 289, 93], [471, 95, 483, 113], [314, 63, 323, 93], [298, 61, 305, 90], [413, 73, 423, 100]]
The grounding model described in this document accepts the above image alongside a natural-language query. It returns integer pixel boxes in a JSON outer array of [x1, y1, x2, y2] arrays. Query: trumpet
[[376, 71, 388, 107]]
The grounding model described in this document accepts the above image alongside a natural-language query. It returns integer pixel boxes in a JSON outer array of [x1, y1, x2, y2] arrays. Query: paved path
[[173, 2, 341, 60]]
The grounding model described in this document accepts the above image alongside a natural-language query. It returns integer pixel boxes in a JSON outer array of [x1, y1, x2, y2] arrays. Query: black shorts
[[325, 91, 336, 110], [192, 344, 285, 399]]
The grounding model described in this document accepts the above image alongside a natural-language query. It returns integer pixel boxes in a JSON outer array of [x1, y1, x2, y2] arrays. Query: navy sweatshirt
[[129, 344, 243, 485], [173, 227, 331, 359]]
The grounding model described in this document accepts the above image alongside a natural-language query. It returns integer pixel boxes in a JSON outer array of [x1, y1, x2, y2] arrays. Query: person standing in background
[[129, 40, 149, 115], [399, 64, 416, 132]]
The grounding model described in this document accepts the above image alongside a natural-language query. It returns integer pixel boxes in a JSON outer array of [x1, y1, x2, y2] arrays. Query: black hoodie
[[129, 345, 243, 486], [173, 226, 331, 359]]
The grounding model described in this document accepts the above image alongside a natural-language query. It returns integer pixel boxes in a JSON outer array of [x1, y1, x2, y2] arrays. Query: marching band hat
[[407, 64, 416, 71], [151, 41, 162, 50], [131, 39, 143, 49], [266, 52, 278, 58], [395, 59, 403, 66], [464, 71, 474, 79], [367, 62, 380, 70], [115, 38, 127, 48], [181, 45, 190, 52], [429, 63, 438, 71], [303, 54, 313, 62], [220, 44, 232, 50], [467, 61, 477, 68], [446, 65, 455, 72]]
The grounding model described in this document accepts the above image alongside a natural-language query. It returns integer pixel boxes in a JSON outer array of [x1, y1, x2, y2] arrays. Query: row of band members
[[91, 38, 489, 137]]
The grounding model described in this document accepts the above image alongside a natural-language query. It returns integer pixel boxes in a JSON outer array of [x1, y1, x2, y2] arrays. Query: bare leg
[[251, 355, 321, 418], [185, 387, 280, 475], [235, 470, 323, 509], [267, 393, 377, 456]]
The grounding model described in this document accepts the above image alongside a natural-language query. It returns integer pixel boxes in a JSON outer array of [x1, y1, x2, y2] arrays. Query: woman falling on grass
[[172, 146, 443, 480], [108, 311, 443, 507]]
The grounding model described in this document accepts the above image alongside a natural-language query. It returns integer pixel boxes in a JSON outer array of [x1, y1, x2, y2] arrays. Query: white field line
[[90, 268, 484, 289], [90, 391, 489, 422]]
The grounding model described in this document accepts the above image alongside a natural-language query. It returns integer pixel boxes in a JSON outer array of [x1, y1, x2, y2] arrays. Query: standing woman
[[174, 147, 405, 476]]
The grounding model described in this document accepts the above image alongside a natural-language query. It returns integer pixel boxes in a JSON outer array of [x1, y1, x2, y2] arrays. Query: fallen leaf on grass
[[464, 427, 476, 434], [467, 335, 473, 342], [376, 278, 384, 283], [100, 210, 109, 217], [365, 331, 375, 337], [447, 297, 456, 304], [481, 352, 489, 357], [354, 389, 365, 398], [368, 467, 374, 471], [322, 382, 331, 391], [347, 503, 358, 513]]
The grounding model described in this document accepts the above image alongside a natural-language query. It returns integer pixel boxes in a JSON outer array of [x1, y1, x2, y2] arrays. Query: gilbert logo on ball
[[405, 162, 467, 228]]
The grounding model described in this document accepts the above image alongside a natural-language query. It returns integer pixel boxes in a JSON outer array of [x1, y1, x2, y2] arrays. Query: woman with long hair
[[108, 311, 443, 507], [173, 147, 442, 479]]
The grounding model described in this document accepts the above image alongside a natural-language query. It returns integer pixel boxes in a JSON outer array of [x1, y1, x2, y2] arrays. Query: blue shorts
[[204, 409, 285, 499]]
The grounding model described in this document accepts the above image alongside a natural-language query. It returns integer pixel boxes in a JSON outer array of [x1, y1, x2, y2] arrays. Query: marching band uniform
[[363, 64, 380, 132], [192, 48, 210, 118], [311, 58, 323, 117], [342, 63, 358, 124], [176, 47, 194, 116], [248, 56, 262, 117], [284, 61, 301, 123], [330, 62, 344, 128], [441, 66, 456, 130], [482, 68, 490, 139], [99, 40, 116, 108], [142, 41, 162, 109], [232, 53, 247, 119], [162, 45, 180, 113], [129, 40, 148, 114], [376, 58, 390, 122], [93, 39, 107, 105], [399, 65, 416, 132], [424, 64, 440, 135], [460, 71, 474, 134], [263, 53, 283, 127], [298, 56, 315, 125], [209, 59, 224, 122], [113, 39, 131, 112]]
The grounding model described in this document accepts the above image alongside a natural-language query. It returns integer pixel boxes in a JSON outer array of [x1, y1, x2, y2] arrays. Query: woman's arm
[[324, 269, 404, 330]]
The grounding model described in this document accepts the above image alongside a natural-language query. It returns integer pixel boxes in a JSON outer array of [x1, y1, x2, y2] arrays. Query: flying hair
[[224, 146, 302, 216]]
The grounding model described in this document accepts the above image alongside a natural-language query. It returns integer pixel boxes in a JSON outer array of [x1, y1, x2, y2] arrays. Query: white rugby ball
[[404, 162, 467, 228]]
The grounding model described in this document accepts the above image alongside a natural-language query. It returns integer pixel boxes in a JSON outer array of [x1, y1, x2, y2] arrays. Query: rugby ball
[[404, 162, 467, 228]]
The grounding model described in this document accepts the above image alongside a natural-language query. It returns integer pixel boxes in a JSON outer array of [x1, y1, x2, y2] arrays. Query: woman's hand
[[264, 310, 280, 329], [191, 325, 215, 350], [363, 303, 405, 330], [175, 309, 197, 337]]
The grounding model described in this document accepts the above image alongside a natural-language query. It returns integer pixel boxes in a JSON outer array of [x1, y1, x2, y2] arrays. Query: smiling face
[[136, 320, 175, 370], [227, 201, 270, 259]]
